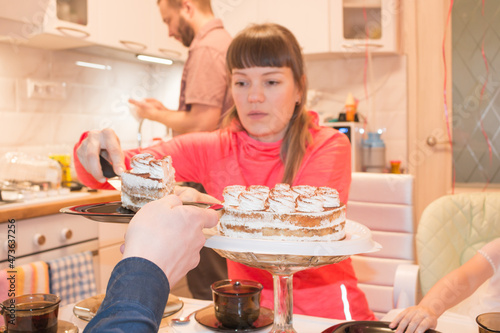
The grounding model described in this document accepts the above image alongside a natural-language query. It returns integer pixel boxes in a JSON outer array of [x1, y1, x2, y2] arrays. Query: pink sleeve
[[74, 131, 221, 189], [294, 128, 352, 204], [73, 132, 116, 190]]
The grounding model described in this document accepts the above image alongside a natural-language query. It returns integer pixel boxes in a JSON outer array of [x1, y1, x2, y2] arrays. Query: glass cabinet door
[[56, 0, 88, 26], [342, 0, 382, 40]]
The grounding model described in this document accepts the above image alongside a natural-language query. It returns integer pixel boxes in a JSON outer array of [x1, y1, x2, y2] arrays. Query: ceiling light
[[136, 54, 173, 65], [76, 61, 112, 70]]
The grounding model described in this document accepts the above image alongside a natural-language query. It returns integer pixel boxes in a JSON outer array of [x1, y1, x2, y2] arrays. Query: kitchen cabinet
[[216, 0, 329, 55], [97, 0, 187, 61], [97, 223, 128, 294], [258, 0, 330, 54], [0, 0, 99, 49], [150, 1, 188, 61], [214, 0, 259, 39], [330, 0, 399, 53], [98, 0, 152, 54], [217, 0, 399, 55]]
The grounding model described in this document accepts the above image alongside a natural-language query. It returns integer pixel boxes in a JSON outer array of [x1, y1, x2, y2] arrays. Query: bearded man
[[129, 0, 233, 136]]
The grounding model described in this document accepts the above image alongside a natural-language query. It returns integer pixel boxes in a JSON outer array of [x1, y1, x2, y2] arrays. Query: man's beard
[[178, 16, 195, 47]]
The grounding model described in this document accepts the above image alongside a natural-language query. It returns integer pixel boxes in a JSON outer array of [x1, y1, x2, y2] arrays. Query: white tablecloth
[[59, 297, 342, 333], [60, 299, 479, 332]]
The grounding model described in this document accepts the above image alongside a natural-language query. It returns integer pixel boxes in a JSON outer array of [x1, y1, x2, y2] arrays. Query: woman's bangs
[[228, 34, 292, 70]]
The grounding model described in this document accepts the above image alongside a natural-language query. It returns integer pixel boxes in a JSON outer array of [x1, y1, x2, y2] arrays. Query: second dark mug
[[211, 279, 263, 329]]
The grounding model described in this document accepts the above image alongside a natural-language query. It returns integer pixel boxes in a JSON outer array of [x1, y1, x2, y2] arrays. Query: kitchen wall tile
[[372, 111, 407, 141], [51, 50, 113, 86], [0, 112, 57, 147], [383, 139, 407, 172], [0, 44, 50, 78]]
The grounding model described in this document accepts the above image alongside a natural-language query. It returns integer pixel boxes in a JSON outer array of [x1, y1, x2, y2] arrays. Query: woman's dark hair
[[223, 23, 314, 185]]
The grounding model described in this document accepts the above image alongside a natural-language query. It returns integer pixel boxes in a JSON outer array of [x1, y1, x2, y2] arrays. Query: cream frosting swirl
[[274, 183, 291, 191], [130, 153, 155, 174], [292, 185, 317, 199], [316, 186, 340, 208], [223, 185, 246, 207], [296, 194, 324, 213], [129, 153, 174, 180], [248, 185, 270, 195], [267, 190, 295, 213], [238, 190, 267, 211]]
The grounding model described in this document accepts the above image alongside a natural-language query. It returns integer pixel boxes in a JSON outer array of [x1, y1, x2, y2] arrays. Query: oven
[[0, 212, 100, 287]]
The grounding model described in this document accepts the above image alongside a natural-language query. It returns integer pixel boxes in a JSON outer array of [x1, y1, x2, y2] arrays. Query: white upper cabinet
[[150, 1, 188, 61], [330, 0, 399, 53], [216, 0, 330, 55], [214, 0, 259, 38], [0, 0, 99, 49], [257, 0, 330, 55], [98, 0, 153, 54]]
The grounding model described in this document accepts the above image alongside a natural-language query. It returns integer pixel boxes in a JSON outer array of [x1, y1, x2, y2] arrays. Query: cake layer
[[219, 205, 346, 241], [120, 153, 175, 212]]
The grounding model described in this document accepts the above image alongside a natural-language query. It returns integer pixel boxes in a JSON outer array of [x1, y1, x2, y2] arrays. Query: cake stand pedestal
[[205, 221, 379, 333]]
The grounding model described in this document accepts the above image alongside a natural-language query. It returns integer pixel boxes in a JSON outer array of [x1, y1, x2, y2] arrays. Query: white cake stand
[[204, 220, 380, 333]]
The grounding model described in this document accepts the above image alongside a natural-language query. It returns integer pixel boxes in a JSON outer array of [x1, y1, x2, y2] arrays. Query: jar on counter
[[362, 132, 386, 173]]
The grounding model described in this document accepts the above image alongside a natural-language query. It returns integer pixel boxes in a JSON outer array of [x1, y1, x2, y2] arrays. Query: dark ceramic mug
[[0, 294, 60, 333], [211, 279, 262, 329]]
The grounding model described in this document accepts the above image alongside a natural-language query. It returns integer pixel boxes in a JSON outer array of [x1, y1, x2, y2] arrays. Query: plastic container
[[362, 132, 386, 173], [0, 152, 62, 189]]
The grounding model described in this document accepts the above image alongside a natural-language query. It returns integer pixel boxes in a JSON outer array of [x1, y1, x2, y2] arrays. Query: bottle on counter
[[345, 93, 357, 122]]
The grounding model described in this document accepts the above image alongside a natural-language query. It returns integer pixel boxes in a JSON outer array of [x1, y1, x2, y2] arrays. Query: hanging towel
[[0, 262, 50, 326], [0, 262, 50, 298], [48, 251, 97, 306]]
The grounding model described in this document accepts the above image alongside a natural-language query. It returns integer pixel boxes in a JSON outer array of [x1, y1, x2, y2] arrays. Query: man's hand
[[129, 98, 169, 122], [122, 195, 219, 286]]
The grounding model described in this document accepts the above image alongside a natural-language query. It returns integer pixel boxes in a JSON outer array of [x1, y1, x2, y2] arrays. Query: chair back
[[416, 192, 500, 295], [348, 172, 415, 318]]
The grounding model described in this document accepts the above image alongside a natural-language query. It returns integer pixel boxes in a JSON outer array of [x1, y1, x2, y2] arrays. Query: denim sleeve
[[83, 257, 170, 333]]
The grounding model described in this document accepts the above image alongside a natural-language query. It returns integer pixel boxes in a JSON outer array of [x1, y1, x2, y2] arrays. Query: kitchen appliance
[[0, 213, 100, 287], [323, 122, 362, 172]]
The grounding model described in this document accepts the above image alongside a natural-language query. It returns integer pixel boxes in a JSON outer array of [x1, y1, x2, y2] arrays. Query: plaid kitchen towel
[[48, 251, 97, 306]]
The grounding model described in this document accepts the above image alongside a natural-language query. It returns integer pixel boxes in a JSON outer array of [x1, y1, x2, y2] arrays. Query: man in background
[[129, 0, 232, 301], [129, 0, 233, 136]]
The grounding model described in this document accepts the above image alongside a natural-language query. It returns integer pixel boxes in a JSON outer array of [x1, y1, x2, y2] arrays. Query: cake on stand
[[204, 220, 380, 333]]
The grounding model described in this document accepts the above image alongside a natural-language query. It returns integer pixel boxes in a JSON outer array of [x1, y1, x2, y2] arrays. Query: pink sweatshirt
[[74, 113, 375, 320]]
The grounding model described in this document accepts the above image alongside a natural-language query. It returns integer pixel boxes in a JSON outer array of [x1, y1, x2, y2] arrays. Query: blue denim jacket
[[83, 257, 170, 332]]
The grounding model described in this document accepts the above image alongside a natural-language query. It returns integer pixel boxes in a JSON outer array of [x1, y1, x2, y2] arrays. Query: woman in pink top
[[75, 23, 375, 320]]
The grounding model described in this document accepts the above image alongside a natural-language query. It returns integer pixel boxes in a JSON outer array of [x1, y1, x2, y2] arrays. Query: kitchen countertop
[[0, 189, 120, 223]]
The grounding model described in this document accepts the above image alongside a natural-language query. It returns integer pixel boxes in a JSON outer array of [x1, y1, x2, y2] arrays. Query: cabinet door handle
[[119, 40, 147, 51], [34, 234, 46, 246], [56, 26, 90, 38], [158, 48, 181, 58], [61, 228, 73, 241], [342, 43, 383, 49]]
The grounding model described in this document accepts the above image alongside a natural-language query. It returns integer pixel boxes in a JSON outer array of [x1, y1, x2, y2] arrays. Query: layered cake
[[219, 184, 346, 241], [121, 153, 176, 212]]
